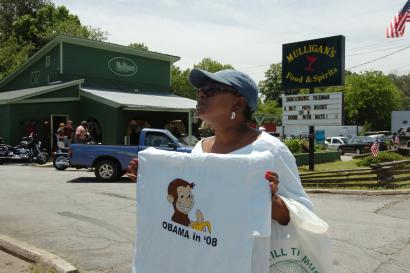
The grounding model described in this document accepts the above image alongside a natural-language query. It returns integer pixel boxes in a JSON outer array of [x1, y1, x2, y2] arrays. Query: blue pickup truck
[[69, 128, 192, 181]]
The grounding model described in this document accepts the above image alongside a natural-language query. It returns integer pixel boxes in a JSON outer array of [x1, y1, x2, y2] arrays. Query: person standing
[[127, 69, 328, 272], [75, 121, 88, 144], [63, 120, 74, 144]]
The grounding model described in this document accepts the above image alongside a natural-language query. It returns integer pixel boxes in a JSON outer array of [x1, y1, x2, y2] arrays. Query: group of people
[[56, 120, 90, 146]]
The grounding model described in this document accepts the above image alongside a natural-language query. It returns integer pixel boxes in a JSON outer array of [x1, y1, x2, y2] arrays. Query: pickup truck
[[69, 128, 192, 181]]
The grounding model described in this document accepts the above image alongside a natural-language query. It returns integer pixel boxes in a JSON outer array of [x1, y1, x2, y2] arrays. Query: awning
[[0, 80, 83, 104], [81, 87, 197, 112]]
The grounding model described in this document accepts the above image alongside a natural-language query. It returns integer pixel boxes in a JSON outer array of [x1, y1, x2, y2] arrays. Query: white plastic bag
[[268, 197, 333, 273]]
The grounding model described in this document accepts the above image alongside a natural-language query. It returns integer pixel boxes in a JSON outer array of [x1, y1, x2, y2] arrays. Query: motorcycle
[[0, 134, 49, 164], [53, 135, 70, 171]]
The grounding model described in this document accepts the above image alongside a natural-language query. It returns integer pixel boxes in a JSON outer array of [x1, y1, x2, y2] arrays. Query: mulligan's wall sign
[[108, 57, 138, 77], [282, 35, 345, 89]]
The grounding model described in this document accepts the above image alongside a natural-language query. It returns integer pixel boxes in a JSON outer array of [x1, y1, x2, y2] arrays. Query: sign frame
[[282, 35, 345, 89]]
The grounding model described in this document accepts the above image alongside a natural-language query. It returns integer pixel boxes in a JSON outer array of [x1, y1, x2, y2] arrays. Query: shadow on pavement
[[67, 177, 135, 183]]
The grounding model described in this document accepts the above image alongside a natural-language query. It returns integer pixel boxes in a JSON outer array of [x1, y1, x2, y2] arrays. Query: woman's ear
[[232, 96, 247, 113]]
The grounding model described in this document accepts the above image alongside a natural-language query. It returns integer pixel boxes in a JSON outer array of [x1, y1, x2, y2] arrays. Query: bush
[[284, 139, 304, 153], [357, 151, 407, 166], [283, 139, 325, 154]]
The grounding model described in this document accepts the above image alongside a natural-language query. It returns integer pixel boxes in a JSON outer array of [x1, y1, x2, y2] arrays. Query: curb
[[306, 189, 410, 195], [0, 234, 79, 273]]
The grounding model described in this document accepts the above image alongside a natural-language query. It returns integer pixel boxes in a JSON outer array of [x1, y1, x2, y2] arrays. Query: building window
[[30, 71, 40, 84], [45, 56, 51, 67]]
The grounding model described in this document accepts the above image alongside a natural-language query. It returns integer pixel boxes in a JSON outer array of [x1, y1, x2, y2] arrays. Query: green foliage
[[356, 151, 407, 166], [0, 0, 49, 40], [193, 57, 234, 72], [0, 0, 106, 81], [258, 63, 283, 103], [128, 42, 148, 51], [171, 58, 234, 99], [255, 99, 282, 121], [283, 139, 304, 153], [170, 65, 196, 99], [343, 71, 403, 130], [388, 73, 410, 110], [315, 144, 326, 151], [0, 35, 34, 79]]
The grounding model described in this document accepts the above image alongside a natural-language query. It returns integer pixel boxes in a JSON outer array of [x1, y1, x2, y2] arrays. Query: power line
[[348, 43, 410, 56], [347, 44, 410, 70]]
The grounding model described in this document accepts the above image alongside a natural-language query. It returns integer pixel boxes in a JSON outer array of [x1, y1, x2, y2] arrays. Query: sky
[[53, 0, 410, 84]]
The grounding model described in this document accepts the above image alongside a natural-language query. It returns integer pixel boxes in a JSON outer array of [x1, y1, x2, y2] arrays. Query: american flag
[[386, 0, 410, 38], [371, 140, 379, 157]]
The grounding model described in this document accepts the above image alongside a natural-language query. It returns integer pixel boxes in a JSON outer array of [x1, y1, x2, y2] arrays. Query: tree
[[343, 71, 403, 130], [11, 4, 106, 48], [128, 42, 148, 51], [170, 65, 196, 99], [193, 57, 234, 72], [388, 73, 410, 110], [0, 35, 34, 79], [255, 99, 282, 125], [0, 0, 50, 41], [170, 58, 234, 99], [0, 1, 106, 81], [258, 63, 283, 103]]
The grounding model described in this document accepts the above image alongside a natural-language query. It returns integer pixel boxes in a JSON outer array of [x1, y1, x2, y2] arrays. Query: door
[[50, 114, 68, 152]]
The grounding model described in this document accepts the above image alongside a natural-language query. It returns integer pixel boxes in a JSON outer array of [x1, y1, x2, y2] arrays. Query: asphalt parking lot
[[0, 164, 409, 273]]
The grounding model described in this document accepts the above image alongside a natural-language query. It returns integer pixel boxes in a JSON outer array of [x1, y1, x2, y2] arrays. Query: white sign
[[282, 92, 343, 126], [107, 57, 138, 77]]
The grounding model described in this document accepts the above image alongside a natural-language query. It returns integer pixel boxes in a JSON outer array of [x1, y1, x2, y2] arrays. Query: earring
[[230, 112, 236, 120]]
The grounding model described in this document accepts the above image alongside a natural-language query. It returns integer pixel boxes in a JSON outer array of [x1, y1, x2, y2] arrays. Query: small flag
[[371, 140, 379, 157], [386, 0, 410, 38]]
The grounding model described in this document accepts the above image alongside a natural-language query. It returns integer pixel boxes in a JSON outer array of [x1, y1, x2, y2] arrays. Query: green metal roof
[[0, 80, 83, 104], [81, 87, 196, 111], [0, 34, 180, 89]]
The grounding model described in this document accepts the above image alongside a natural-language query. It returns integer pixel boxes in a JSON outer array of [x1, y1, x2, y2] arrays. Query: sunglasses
[[198, 85, 239, 98]]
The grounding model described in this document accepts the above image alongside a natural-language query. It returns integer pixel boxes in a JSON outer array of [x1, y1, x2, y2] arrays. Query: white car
[[325, 136, 348, 150]]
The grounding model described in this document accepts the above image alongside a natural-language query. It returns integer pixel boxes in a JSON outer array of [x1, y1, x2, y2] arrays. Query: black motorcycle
[[0, 134, 49, 164]]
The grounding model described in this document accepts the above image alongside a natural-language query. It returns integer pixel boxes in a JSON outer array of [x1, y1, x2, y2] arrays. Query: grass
[[298, 159, 362, 173], [298, 158, 410, 190]]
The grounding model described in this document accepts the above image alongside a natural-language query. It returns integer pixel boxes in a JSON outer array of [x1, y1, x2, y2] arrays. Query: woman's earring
[[230, 112, 236, 120]]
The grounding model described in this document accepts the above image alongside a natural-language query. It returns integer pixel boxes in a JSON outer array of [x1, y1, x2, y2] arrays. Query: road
[[0, 164, 409, 273]]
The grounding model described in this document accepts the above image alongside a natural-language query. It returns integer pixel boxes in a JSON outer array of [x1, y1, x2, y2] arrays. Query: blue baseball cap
[[189, 68, 259, 112]]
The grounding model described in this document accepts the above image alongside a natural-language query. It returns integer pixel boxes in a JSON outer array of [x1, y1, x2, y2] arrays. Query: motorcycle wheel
[[37, 152, 49, 165], [53, 155, 69, 170]]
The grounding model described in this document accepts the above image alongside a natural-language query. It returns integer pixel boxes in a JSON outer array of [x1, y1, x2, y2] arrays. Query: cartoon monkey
[[167, 178, 211, 233], [167, 178, 195, 227]]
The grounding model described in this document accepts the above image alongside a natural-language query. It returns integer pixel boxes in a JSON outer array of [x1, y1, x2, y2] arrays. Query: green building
[[0, 35, 196, 150]]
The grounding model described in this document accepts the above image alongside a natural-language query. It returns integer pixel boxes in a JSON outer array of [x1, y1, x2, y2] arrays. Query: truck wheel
[[53, 155, 68, 170], [95, 159, 118, 181], [338, 148, 344, 155]]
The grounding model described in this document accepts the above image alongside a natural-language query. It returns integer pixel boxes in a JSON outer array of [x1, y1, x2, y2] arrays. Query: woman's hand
[[264, 170, 290, 225], [265, 170, 279, 197], [126, 158, 138, 182]]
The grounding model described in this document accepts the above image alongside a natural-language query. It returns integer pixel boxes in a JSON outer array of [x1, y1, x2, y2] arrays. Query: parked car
[[324, 136, 348, 150], [338, 136, 387, 155], [69, 128, 192, 181], [398, 126, 410, 138]]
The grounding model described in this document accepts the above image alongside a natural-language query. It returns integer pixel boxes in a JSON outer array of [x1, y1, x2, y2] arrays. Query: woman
[[128, 68, 315, 270]]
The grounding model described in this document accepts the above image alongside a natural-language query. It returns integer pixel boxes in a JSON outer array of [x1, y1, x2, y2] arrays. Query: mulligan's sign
[[282, 35, 345, 89]]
